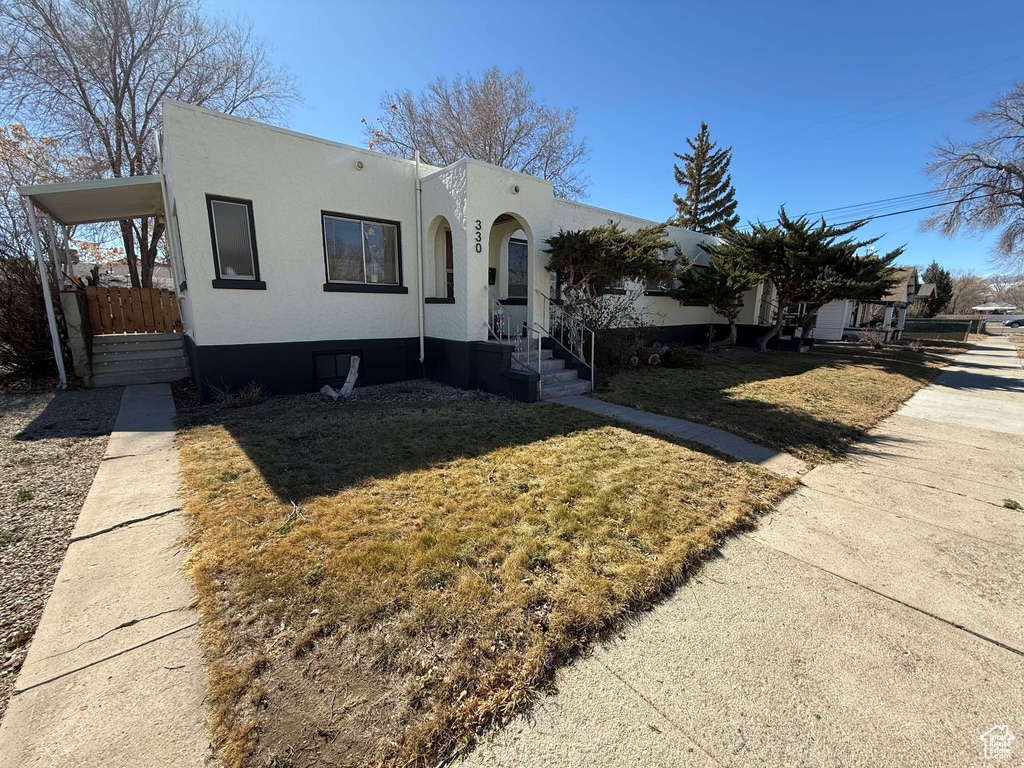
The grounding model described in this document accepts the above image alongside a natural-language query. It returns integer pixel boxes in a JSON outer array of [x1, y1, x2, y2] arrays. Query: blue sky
[[211, 0, 1023, 274]]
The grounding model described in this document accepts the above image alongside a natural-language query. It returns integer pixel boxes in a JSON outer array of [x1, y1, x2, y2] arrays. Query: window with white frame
[[323, 213, 400, 286], [207, 195, 260, 285]]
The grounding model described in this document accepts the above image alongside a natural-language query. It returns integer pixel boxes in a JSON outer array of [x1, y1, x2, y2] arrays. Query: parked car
[[1001, 316, 1024, 328]]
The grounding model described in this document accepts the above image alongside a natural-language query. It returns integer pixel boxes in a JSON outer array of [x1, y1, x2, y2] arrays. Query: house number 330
[[474, 220, 482, 253]]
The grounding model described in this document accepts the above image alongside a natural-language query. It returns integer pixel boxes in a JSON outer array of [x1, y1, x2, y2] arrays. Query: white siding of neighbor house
[[814, 300, 850, 340], [161, 100, 435, 347]]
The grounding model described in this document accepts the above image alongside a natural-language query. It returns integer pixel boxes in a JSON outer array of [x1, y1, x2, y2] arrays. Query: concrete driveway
[[469, 337, 1024, 767]]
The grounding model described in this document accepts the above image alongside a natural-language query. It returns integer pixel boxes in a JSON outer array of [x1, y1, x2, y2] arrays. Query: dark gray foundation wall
[[181, 323, 775, 403], [185, 334, 539, 403], [423, 337, 539, 402], [184, 335, 421, 401]]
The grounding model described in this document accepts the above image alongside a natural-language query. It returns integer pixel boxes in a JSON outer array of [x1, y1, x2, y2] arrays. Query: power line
[[738, 188, 1020, 232], [830, 191, 1011, 227], [736, 185, 968, 231], [748, 52, 1024, 150], [800, 77, 1019, 150]]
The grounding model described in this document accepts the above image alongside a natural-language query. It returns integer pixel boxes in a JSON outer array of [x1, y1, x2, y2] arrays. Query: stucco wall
[[548, 199, 718, 328], [163, 101, 742, 355], [421, 162, 469, 341], [162, 100, 436, 347]]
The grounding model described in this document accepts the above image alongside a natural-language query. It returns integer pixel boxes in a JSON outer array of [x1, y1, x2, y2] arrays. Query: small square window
[[314, 352, 355, 385]]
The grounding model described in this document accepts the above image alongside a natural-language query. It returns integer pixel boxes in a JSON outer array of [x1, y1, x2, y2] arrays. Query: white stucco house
[[20, 101, 775, 400]]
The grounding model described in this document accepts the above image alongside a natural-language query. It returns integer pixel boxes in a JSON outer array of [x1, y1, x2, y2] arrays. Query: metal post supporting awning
[[18, 175, 166, 388]]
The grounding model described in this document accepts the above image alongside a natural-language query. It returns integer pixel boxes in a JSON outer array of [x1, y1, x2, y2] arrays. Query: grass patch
[[14, 488, 34, 503], [598, 345, 955, 464], [178, 397, 792, 768], [0, 526, 24, 548]]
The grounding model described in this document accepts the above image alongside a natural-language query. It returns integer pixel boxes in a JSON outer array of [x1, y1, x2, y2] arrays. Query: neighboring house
[[813, 267, 931, 342], [19, 101, 774, 400]]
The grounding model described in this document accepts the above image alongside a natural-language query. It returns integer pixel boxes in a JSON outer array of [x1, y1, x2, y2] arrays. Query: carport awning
[[18, 175, 164, 225]]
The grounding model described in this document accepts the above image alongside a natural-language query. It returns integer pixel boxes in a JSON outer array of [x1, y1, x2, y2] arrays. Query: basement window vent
[[314, 352, 358, 386]]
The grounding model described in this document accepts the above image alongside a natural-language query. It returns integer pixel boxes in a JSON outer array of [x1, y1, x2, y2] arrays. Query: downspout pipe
[[25, 200, 67, 388], [414, 150, 425, 366]]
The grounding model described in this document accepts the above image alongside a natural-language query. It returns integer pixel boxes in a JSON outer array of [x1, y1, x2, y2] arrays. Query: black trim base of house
[[179, 323, 790, 405], [185, 334, 540, 403], [186, 335, 420, 401], [424, 296, 455, 304], [423, 337, 539, 402]]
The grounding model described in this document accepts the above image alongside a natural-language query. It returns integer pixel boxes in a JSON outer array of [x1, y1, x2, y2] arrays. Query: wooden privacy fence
[[84, 286, 183, 335]]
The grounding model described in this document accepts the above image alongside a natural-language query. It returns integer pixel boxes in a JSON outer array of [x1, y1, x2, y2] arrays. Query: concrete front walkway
[[471, 338, 1024, 767], [549, 395, 809, 478], [0, 384, 208, 767]]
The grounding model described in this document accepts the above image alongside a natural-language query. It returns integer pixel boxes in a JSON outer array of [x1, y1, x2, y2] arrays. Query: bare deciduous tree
[[364, 67, 589, 200], [947, 269, 991, 315], [986, 272, 1024, 310], [922, 82, 1024, 272], [0, 0, 298, 287], [0, 124, 93, 372]]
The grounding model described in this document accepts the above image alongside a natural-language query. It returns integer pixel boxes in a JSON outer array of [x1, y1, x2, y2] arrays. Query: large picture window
[[207, 195, 263, 289], [322, 212, 405, 293]]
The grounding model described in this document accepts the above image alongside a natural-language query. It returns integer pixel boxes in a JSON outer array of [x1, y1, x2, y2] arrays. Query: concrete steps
[[540, 378, 592, 399], [512, 344, 592, 400], [90, 333, 188, 387]]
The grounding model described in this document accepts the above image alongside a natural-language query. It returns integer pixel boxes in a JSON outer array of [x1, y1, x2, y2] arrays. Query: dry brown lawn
[[599, 344, 959, 464], [177, 387, 793, 768]]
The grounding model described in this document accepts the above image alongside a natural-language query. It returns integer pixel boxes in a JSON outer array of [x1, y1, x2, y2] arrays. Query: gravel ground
[[0, 387, 123, 721]]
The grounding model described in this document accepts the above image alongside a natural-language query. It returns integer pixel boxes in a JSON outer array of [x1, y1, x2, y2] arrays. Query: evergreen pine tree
[[671, 122, 740, 234], [921, 261, 953, 317]]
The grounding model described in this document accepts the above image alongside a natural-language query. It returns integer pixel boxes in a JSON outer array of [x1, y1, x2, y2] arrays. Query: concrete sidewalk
[[470, 338, 1024, 767], [0, 384, 208, 767], [549, 395, 809, 478]]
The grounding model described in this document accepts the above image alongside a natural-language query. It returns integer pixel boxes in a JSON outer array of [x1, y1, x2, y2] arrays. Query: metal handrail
[[486, 286, 542, 391], [485, 286, 514, 346], [536, 290, 595, 390]]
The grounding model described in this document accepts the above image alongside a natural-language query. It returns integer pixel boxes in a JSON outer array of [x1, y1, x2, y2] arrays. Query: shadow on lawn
[[181, 396, 638, 504], [600, 347, 963, 462]]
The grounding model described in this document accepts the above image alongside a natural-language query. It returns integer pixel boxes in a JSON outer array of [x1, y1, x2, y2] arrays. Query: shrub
[[594, 325, 657, 371], [210, 381, 267, 408], [0, 255, 65, 374]]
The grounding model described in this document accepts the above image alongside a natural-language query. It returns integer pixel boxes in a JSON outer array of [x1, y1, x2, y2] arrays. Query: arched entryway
[[425, 215, 454, 300], [485, 212, 534, 341]]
